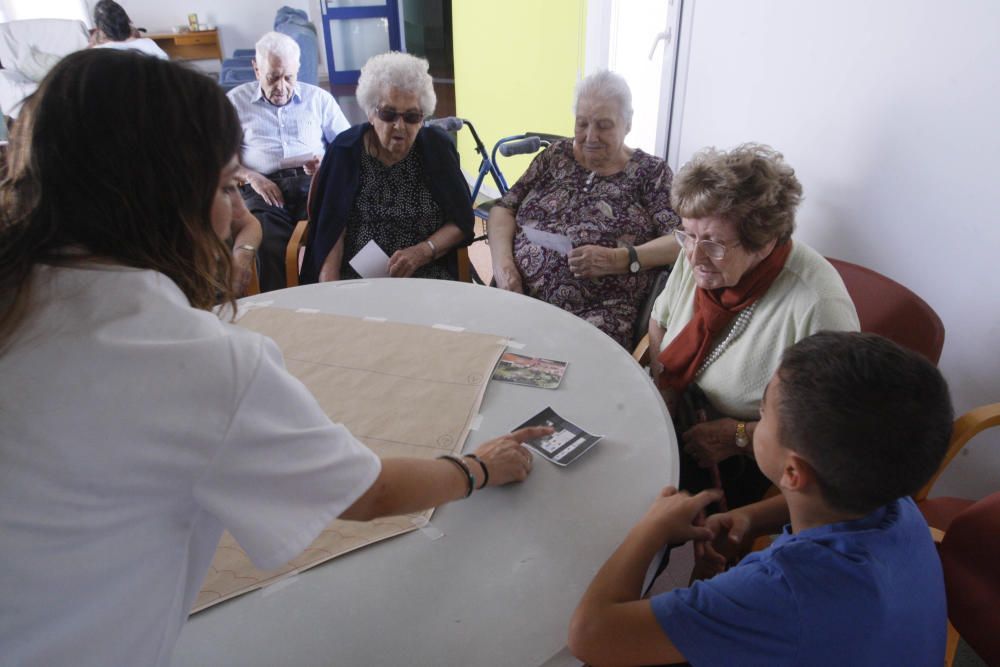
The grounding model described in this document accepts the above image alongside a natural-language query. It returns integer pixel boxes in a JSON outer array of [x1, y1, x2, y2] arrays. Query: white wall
[[0, 0, 87, 22], [114, 0, 319, 73], [669, 0, 1000, 499]]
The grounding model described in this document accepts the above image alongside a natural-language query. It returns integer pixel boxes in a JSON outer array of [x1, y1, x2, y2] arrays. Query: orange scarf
[[658, 241, 793, 393]]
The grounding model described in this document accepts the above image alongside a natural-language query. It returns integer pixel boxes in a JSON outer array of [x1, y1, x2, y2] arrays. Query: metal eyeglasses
[[672, 229, 740, 261]]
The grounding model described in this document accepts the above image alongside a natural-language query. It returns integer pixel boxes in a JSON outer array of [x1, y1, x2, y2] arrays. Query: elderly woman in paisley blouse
[[488, 70, 680, 348], [300, 52, 474, 283]]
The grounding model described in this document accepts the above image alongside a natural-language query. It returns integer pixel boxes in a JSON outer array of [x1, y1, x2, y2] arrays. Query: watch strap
[[625, 243, 640, 273]]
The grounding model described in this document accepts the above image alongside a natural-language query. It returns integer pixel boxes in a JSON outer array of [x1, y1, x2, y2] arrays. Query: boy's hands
[[691, 508, 755, 580], [637, 486, 723, 546]]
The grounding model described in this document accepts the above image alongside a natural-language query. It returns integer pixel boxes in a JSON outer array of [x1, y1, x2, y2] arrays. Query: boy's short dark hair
[[776, 331, 953, 515]]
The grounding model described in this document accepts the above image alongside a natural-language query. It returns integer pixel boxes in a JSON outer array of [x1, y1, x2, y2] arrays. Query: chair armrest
[[913, 403, 1000, 502], [285, 219, 309, 287], [245, 261, 261, 297], [456, 246, 471, 283], [632, 333, 650, 365]]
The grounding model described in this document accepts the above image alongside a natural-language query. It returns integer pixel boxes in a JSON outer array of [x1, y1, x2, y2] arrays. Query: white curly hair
[[356, 51, 436, 118]]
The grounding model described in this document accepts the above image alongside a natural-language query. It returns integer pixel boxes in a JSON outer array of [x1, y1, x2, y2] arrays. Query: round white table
[[172, 279, 677, 667]]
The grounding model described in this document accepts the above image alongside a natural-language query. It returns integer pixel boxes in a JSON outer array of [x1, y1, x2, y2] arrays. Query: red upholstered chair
[[826, 257, 945, 365], [931, 492, 1000, 666], [917, 403, 1000, 666]]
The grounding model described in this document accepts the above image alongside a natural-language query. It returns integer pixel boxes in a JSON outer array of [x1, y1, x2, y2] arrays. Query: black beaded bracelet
[[463, 453, 489, 489], [437, 454, 475, 498]]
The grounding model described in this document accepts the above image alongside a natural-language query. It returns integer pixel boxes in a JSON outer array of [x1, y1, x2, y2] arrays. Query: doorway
[[587, 0, 683, 158], [401, 0, 455, 118], [326, 0, 455, 123]]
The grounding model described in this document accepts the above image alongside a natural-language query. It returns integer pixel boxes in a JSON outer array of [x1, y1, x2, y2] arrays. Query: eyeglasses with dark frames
[[673, 228, 740, 261], [375, 106, 424, 125]]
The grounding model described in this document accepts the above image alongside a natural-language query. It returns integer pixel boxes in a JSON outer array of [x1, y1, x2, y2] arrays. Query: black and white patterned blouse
[[340, 148, 453, 281]]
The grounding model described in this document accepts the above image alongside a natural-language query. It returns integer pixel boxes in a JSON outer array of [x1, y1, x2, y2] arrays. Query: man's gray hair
[[356, 51, 436, 118], [255, 32, 300, 70], [573, 70, 633, 124]]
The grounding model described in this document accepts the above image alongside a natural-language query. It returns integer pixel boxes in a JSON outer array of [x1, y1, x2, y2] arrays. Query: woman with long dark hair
[[0, 50, 543, 666]]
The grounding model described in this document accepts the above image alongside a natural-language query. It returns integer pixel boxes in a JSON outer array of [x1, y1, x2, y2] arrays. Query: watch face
[[735, 422, 749, 447], [630, 260, 641, 273]]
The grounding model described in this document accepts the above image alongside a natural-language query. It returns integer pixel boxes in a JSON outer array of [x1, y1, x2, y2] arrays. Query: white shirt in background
[[94, 37, 170, 60], [227, 81, 351, 175]]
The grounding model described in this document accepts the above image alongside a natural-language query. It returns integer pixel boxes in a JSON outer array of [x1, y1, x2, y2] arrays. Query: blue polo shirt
[[651, 497, 945, 666]]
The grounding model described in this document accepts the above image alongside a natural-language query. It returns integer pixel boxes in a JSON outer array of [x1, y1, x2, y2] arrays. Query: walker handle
[[425, 117, 464, 132], [498, 136, 541, 157]]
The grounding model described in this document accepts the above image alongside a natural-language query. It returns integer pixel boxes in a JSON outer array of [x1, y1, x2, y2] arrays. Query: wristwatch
[[625, 243, 641, 274], [735, 422, 750, 448]]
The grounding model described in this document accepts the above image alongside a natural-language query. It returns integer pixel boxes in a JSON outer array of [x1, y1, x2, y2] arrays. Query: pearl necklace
[[695, 302, 758, 378]]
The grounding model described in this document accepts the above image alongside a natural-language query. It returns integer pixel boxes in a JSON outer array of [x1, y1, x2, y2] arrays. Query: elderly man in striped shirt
[[227, 31, 350, 291]]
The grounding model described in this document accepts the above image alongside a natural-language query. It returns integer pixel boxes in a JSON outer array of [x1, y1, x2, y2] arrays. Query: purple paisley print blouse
[[498, 139, 680, 348]]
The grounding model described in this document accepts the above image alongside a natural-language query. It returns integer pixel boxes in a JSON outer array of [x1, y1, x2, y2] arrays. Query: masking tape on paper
[[261, 573, 300, 597], [411, 516, 444, 540]]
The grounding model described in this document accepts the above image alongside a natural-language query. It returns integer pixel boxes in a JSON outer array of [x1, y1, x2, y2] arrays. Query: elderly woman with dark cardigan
[[300, 52, 473, 284]]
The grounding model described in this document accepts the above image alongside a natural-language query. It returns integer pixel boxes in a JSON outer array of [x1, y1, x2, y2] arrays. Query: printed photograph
[[492, 352, 568, 390], [514, 407, 602, 467]]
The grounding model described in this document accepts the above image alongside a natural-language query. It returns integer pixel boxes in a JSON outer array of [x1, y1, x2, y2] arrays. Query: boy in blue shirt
[[569, 331, 952, 666]]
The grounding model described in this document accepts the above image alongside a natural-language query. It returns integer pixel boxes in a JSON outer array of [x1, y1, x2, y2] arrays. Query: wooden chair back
[[915, 402, 1000, 503], [285, 171, 319, 288]]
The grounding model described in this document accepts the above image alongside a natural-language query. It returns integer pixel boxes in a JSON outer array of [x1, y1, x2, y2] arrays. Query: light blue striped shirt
[[227, 81, 351, 175]]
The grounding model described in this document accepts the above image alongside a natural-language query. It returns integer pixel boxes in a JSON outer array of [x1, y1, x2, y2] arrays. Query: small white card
[[348, 240, 391, 278], [521, 225, 573, 256]]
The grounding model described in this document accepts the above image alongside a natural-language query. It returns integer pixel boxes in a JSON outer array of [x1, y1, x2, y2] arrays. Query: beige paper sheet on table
[[192, 307, 507, 613]]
